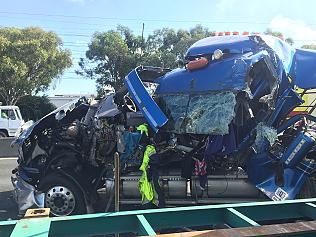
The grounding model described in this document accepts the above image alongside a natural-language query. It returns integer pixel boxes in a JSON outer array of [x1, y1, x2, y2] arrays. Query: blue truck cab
[[11, 34, 316, 216]]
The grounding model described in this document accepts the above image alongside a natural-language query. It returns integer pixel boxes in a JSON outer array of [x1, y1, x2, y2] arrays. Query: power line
[[0, 11, 272, 24]]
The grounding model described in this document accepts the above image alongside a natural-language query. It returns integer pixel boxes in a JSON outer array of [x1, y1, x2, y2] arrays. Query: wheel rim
[[45, 186, 76, 216]]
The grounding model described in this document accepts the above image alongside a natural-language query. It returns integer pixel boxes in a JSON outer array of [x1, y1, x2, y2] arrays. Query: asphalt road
[[0, 158, 18, 221]]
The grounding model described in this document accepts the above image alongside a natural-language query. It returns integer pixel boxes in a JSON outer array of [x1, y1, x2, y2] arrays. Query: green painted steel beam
[[1, 198, 316, 237], [10, 217, 51, 237], [301, 202, 316, 219], [233, 202, 312, 222], [49, 215, 141, 236], [0, 220, 16, 237], [143, 208, 224, 229], [136, 215, 156, 236], [225, 207, 260, 227]]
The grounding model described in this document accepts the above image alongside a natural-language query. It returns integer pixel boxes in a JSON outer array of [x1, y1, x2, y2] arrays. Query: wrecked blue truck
[[11, 34, 316, 216]]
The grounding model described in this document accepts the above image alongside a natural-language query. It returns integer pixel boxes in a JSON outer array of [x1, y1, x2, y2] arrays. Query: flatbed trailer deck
[[1, 198, 316, 236]]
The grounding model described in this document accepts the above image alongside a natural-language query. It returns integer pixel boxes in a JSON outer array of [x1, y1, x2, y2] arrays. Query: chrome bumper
[[11, 174, 45, 214]]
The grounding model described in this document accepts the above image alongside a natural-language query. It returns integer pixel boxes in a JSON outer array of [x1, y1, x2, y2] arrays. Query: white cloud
[[269, 15, 316, 46]]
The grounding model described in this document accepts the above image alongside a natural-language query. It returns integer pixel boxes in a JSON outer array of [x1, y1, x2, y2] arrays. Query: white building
[[48, 94, 95, 108]]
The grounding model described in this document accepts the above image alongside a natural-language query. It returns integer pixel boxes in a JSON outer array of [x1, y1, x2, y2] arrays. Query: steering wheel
[[123, 94, 137, 112]]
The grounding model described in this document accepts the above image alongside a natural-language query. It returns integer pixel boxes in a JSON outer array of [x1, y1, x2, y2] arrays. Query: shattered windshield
[[159, 91, 236, 135]]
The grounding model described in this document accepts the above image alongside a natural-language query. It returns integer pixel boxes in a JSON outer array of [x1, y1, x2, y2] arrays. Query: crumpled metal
[[11, 175, 44, 214]]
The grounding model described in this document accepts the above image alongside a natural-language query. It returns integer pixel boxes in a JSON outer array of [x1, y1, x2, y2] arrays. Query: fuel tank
[[119, 172, 262, 204]]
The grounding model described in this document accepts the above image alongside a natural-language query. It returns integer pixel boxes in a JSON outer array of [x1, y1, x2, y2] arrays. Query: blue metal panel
[[125, 69, 168, 132], [260, 35, 295, 74], [185, 35, 257, 58], [248, 151, 315, 201], [290, 48, 316, 89], [156, 56, 250, 94]]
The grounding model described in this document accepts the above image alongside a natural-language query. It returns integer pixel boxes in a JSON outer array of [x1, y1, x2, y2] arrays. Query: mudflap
[[247, 153, 314, 200]]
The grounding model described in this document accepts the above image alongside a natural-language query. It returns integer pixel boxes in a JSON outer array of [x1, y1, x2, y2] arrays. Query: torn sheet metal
[[156, 37, 288, 95], [260, 35, 295, 74], [161, 92, 236, 135], [11, 175, 44, 214], [155, 57, 249, 94], [254, 122, 277, 153]]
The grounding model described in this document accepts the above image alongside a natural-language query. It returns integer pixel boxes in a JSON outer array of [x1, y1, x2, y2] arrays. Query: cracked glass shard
[[161, 91, 236, 135], [255, 122, 277, 153]]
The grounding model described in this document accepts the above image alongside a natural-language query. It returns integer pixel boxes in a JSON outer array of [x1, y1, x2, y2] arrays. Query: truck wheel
[[38, 173, 86, 216], [297, 177, 316, 198], [0, 131, 7, 138]]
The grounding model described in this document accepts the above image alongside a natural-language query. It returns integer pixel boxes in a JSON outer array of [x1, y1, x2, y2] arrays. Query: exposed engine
[[12, 34, 316, 216]]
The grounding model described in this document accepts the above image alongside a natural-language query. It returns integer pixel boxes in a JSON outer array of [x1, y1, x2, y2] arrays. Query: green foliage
[[77, 25, 212, 96], [79, 26, 295, 97], [264, 28, 294, 45], [0, 27, 72, 105], [302, 44, 316, 50], [285, 37, 294, 46], [16, 95, 56, 121]]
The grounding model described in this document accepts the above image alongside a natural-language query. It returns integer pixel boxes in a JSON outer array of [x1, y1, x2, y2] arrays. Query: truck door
[[0, 109, 9, 135], [125, 69, 168, 132], [6, 109, 21, 136]]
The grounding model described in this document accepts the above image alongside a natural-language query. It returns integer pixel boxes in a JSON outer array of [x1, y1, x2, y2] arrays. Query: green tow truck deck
[[1, 198, 316, 237]]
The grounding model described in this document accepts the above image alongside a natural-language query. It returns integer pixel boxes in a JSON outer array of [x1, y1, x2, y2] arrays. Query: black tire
[[297, 177, 316, 198], [38, 172, 86, 216], [0, 131, 7, 138]]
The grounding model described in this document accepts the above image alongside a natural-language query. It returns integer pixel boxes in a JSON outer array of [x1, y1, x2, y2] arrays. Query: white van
[[0, 106, 24, 137]]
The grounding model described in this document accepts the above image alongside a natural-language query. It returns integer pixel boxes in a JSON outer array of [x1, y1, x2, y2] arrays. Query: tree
[[0, 27, 72, 105], [264, 28, 294, 45], [144, 25, 211, 67], [16, 95, 56, 121], [77, 25, 213, 96], [302, 44, 316, 50], [77, 29, 138, 92]]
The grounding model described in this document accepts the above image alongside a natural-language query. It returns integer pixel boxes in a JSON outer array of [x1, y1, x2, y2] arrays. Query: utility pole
[[141, 22, 145, 58]]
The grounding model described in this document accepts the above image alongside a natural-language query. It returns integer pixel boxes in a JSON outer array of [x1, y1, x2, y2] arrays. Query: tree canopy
[[77, 25, 211, 95], [0, 27, 72, 105], [302, 44, 316, 50], [264, 28, 294, 45], [78, 26, 297, 97], [16, 95, 56, 121]]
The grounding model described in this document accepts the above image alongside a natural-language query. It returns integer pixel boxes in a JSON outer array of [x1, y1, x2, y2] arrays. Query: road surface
[[0, 158, 18, 221]]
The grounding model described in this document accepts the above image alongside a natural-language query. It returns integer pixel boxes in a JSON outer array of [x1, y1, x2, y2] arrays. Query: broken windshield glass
[[159, 91, 236, 135]]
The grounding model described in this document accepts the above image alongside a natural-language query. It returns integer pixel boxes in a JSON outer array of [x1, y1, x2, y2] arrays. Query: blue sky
[[2, 0, 316, 96]]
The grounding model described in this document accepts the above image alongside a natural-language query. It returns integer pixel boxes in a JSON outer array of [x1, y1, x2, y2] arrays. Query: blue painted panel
[[290, 48, 316, 89], [185, 35, 256, 58], [156, 56, 250, 94], [125, 69, 168, 132]]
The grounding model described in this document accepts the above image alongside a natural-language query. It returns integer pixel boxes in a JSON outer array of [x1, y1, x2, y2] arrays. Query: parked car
[[0, 106, 24, 137], [11, 34, 316, 216]]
